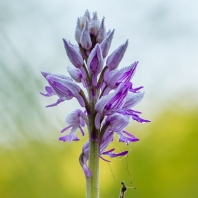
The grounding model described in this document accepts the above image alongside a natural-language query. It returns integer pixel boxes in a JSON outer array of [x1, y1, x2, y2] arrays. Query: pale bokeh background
[[1, 0, 198, 197]]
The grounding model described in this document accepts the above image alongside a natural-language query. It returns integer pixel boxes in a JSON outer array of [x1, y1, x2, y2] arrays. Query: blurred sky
[[1, 0, 198, 143], [1, 0, 198, 107]]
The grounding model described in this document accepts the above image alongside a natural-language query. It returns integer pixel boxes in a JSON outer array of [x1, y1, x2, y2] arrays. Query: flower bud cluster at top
[[40, 10, 150, 177]]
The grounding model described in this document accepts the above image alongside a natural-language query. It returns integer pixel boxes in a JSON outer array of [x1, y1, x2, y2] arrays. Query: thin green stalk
[[86, 138, 100, 198], [86, 88, 100, 198]]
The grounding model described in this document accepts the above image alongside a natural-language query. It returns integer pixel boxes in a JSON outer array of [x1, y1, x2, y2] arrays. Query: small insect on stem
[[120, 182, 127, 198]]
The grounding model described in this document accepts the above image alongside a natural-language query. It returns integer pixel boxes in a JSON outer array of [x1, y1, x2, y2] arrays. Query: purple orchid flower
[[95, 82, 132, 129], [104, 113, 139, 145], [59, 109, 86, 142], [40, 72, 85, 107], [40, 10, 150, 189]]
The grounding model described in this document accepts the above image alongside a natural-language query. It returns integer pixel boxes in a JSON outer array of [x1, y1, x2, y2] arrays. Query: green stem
[[86, 138, 100, 198], [86, 88, 100, 198]]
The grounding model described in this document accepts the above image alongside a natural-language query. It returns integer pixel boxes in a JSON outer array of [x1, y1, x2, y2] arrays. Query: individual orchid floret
[[106, 40, 128, 70], [95, 82, 131, 129], [96, 17, 107, 43], [100, 131, 128, 161], [89, 12, 100, 36], [105, 113, 130, 133], [104, 113, 139, 145], [100, 29, 114, 58], [41, 73, 85, 107], [87, 44, 104, 86], [105, 62, 138, 89], [80, 20, 92, 50], [67, 66, 83, 83], [63, 39, 84, 68], [117, 92, 150, 123], [59, 109, 86, 142], [81, 10, 91, 28], [40, 71, 72, 98]]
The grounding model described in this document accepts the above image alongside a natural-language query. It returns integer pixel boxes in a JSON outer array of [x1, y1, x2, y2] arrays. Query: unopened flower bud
[[100, 29, 114, 58], [87, 44, 104, 86], [63, 39, 84, 68], [96, 17, 107, 43], [75, 18, 82, 44], [80, 20, 92, 50], [106, 40, 128, 70], [89, 12, 100, 36]]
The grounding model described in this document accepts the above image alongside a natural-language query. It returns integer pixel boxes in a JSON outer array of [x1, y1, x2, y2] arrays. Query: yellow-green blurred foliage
[[1, 105, 198, 198]]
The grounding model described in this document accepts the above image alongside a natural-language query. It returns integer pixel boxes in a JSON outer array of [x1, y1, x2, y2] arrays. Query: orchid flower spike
[[40, 10, 150, 187]]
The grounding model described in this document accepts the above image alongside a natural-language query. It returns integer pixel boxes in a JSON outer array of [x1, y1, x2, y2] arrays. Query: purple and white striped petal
[[106, 62, 138, 89], [95, 83, 131, 129], [41, 73, 85, 107]]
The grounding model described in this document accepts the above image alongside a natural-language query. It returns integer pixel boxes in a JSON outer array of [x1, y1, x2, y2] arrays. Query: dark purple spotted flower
[[40, 10, 150, 197]]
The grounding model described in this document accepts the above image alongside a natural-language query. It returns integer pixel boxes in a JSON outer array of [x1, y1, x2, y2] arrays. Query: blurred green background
[[1, 0, 198, 197]]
